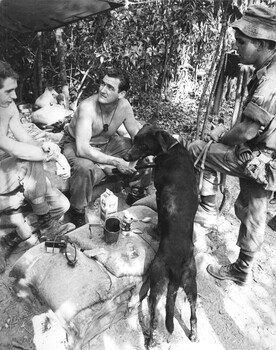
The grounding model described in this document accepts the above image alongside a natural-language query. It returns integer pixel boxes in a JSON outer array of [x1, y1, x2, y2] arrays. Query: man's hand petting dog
[[113, 158, 137, 175]]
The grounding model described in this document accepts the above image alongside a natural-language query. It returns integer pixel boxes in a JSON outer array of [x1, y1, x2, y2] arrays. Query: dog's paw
[[145, 336, 158, 349], [144, 336, 150, 349], [189, 331, 198, 342]]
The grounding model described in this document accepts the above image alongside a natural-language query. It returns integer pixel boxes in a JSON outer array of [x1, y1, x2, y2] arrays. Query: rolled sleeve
[[243, 101, 274, 127]]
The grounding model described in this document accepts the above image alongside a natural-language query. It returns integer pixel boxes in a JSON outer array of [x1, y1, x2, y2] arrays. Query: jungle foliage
[[0, 0, 274, 112]]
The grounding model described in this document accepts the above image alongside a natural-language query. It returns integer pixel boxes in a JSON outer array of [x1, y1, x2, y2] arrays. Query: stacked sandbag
[[9, 205, 159, 350], [32, 87, 72, 128]]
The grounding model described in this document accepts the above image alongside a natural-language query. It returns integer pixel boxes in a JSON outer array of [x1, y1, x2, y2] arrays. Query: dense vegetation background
[[0, 0, 275, 137]]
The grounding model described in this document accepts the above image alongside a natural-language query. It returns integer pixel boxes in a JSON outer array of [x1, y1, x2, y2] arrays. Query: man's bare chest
[[92, 112, 124, 139], [0, 114, 11, 136]]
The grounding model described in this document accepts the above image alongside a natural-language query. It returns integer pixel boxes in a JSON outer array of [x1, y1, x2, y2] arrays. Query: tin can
[[122, 214, 132, 231]]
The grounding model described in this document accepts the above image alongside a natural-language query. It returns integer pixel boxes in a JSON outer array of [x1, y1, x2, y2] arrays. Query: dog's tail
[[165, 279, 179, 333]]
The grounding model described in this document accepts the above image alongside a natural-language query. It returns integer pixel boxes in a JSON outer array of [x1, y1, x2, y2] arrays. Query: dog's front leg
[[189, 299, 198, 342], [186, 282, 198, 343]]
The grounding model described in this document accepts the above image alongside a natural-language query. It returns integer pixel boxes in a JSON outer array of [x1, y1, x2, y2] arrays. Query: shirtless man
[[0, 61, 75, 273], [61, 67, 147, 227]]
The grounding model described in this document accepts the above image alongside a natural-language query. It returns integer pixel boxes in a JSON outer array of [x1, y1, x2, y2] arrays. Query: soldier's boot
[[0, 231, 23, 273], [206, 251, 254, 286]]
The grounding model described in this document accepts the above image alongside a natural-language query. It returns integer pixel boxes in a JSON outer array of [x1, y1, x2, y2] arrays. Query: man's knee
[[56, 195, 70, 217], [106, 136, 132, 157], [72, 159, 96, 178], [0, 191, 25, 213], [69, 159, 102, 191], [46, 188, 71, 219], [56, 191, 70, 214], [113, 135, 132, 148]]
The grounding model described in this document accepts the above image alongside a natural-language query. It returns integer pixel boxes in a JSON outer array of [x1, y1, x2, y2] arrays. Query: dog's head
[[124, 124, 176, 162]]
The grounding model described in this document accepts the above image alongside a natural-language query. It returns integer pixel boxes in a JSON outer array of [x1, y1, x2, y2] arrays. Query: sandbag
[[9, 205, 159, 349], [10, 243, 112, 313], [31, 105, 72, 126], [133, 193, 157, 212], [67, 206, 159, 278], [10, 243, 132, 350], [35, 87, 58, 108]]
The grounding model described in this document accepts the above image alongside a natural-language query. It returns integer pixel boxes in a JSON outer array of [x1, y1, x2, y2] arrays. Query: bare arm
[[9, 107, 37, 144], [0, 135, 48, 161], [75, 101, 134, 174], [0, 106, 55, 161], [122, 102, 141, 139]]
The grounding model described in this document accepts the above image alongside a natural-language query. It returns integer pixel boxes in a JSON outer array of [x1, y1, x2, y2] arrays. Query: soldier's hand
[[209, 124, 226, 142], [235, 144, 253, 163], [42, 141, 61, 161], [116, 159, 137, 175]]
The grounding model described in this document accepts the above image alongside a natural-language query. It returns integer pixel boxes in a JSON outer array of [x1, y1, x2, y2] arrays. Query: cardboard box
[[100, 189, 118, 222]]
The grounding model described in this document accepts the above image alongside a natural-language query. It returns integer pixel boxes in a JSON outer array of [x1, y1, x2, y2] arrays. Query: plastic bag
[[32, 105, 72, 126]]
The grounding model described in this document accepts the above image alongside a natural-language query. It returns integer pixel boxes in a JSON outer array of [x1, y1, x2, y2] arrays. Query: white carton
[[100, 189, 118, 222]]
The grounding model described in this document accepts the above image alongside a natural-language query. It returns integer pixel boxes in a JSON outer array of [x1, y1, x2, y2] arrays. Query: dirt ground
[[1, 175, 276, 350]]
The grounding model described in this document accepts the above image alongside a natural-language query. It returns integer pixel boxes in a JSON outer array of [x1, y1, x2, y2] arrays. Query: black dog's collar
[[155, 140, 179, 158], [168, 141, 179, 151]]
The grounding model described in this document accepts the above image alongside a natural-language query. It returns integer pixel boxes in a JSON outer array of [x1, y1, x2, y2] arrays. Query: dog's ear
[[143, 123, 152, 127], [154, 130, 170, 152]]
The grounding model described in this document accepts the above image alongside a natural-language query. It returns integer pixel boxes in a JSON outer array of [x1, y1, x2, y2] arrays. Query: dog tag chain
[[99, 102, 118, 132]]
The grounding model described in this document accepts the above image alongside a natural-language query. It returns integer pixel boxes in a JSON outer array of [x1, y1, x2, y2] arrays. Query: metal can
[[122, 214, 132, 231]]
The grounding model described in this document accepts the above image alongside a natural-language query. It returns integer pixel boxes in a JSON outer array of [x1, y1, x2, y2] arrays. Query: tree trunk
[[196, 0, 232, 139], [212, 55, 227, 115], [36, 31, 44, 99], [232, 65, 250, 126], [195, 22, 225, 139], [201, 37, 227, 137], [55, 28, 69, 109]]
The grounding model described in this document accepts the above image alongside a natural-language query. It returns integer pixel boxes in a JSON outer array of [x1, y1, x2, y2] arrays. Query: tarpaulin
[[0, 0, 123, 33]]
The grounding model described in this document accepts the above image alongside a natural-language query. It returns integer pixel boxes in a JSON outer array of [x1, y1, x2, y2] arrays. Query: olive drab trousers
[[189, 140, 272, 255], [62, 133, 152, 212], [0, 157, 70, 220]]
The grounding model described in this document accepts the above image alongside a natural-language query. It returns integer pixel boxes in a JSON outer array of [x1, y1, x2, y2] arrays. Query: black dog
[[124, 124, 199, 348]]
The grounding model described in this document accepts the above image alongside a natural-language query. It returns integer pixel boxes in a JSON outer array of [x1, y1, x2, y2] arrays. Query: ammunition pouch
[[244, 150, 276, 191]]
